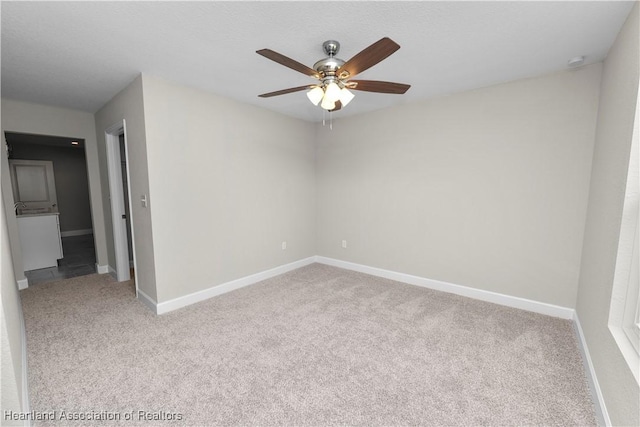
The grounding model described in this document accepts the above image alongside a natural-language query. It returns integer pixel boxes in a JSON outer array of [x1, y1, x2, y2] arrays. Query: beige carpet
[[21, 263, 596, 426]]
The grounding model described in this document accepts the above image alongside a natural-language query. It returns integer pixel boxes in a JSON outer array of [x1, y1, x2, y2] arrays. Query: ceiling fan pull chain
[[322, 109, 326, 127], [330, 111, 333, 130]]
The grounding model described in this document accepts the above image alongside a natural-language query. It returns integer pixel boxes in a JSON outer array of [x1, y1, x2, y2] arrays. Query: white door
[[105, 123, 132, 283], [9, 159, 58, 215]]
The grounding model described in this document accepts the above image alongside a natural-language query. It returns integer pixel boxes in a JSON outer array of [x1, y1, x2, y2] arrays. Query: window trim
[[608, 81, 640, 385]]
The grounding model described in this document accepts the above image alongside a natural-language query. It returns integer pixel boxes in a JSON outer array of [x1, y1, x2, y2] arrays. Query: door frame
[[105, 120, 137, 292]]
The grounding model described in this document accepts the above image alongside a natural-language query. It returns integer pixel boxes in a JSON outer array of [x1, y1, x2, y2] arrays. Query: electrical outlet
[[342, 240, 347, 248], [282, 241, 287, 250]]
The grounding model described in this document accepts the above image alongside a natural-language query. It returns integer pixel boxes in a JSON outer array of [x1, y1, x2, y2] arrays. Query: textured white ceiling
[[1, 1, 635, 122]]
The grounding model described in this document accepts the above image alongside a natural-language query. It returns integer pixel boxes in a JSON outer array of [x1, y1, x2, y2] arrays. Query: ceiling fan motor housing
[[313, 57, 345, 76], [314, 40, 347, 82]]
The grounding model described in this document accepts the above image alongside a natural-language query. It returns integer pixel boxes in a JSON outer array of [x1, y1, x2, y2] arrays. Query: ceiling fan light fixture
[[320, 96, 336, 111], [257, 37, 410, 115], [306, 86, 324, 105], [339, 88, 355, 107], [324, 81, 342, 103]]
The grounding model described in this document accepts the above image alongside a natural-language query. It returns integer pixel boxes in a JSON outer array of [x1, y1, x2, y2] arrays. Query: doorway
[[5, 132, 97, 285], [105, 120, 138, 294], [120, 134, 134, 273]]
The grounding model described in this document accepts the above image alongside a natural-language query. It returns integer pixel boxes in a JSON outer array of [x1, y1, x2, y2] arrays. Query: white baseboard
[[137, 289, 158, 315], [17, 278, 28, 290], [96, 264, 109, 275], [574, 313, 610, 426], [152, 256, 573, 318], [155, 257, 316, 315], [108, 266, 117, 280], [314, 256, 575, 319], [60, 229, 93, 237]]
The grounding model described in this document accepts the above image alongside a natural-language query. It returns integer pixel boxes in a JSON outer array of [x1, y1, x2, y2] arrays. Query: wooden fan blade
[[339, 37, 400, 78], [329, 100, 342, 112], [258, 85, 312, 98], [256, 49, 318, 78], [349, 80, 410, 94]]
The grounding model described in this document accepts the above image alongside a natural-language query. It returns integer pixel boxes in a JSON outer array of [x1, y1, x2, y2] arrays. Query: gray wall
[[316, 64, 602, 308], [11, 143, 93, 233], [1, 182, 27, 424], [576, 4, 640, 426], [95, 75, 158, 301], [141, 75, 317, 303]]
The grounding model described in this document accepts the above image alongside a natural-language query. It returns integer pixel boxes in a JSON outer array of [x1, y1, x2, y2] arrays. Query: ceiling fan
[[256, 37, 411, 112]]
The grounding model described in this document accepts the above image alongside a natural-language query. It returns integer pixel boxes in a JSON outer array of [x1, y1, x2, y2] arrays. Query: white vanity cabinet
[[17, 213, 64, 271]]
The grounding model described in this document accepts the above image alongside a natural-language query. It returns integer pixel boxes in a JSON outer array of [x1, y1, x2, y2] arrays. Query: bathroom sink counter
[[17, 212, 60, 218]]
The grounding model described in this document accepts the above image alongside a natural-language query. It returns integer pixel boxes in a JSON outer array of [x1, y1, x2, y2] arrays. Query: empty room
[[1, 2, 638, 426]]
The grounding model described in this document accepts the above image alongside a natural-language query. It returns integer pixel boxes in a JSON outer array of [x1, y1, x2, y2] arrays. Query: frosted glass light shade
[[324, 82, 341, 103], [320, 96, 336, 110], [339, 88, 355, 106], [306, 87, 324, 105]]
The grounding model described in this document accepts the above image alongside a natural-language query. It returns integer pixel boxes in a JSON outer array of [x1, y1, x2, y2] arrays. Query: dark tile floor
[[25, 234, 96, 286]]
